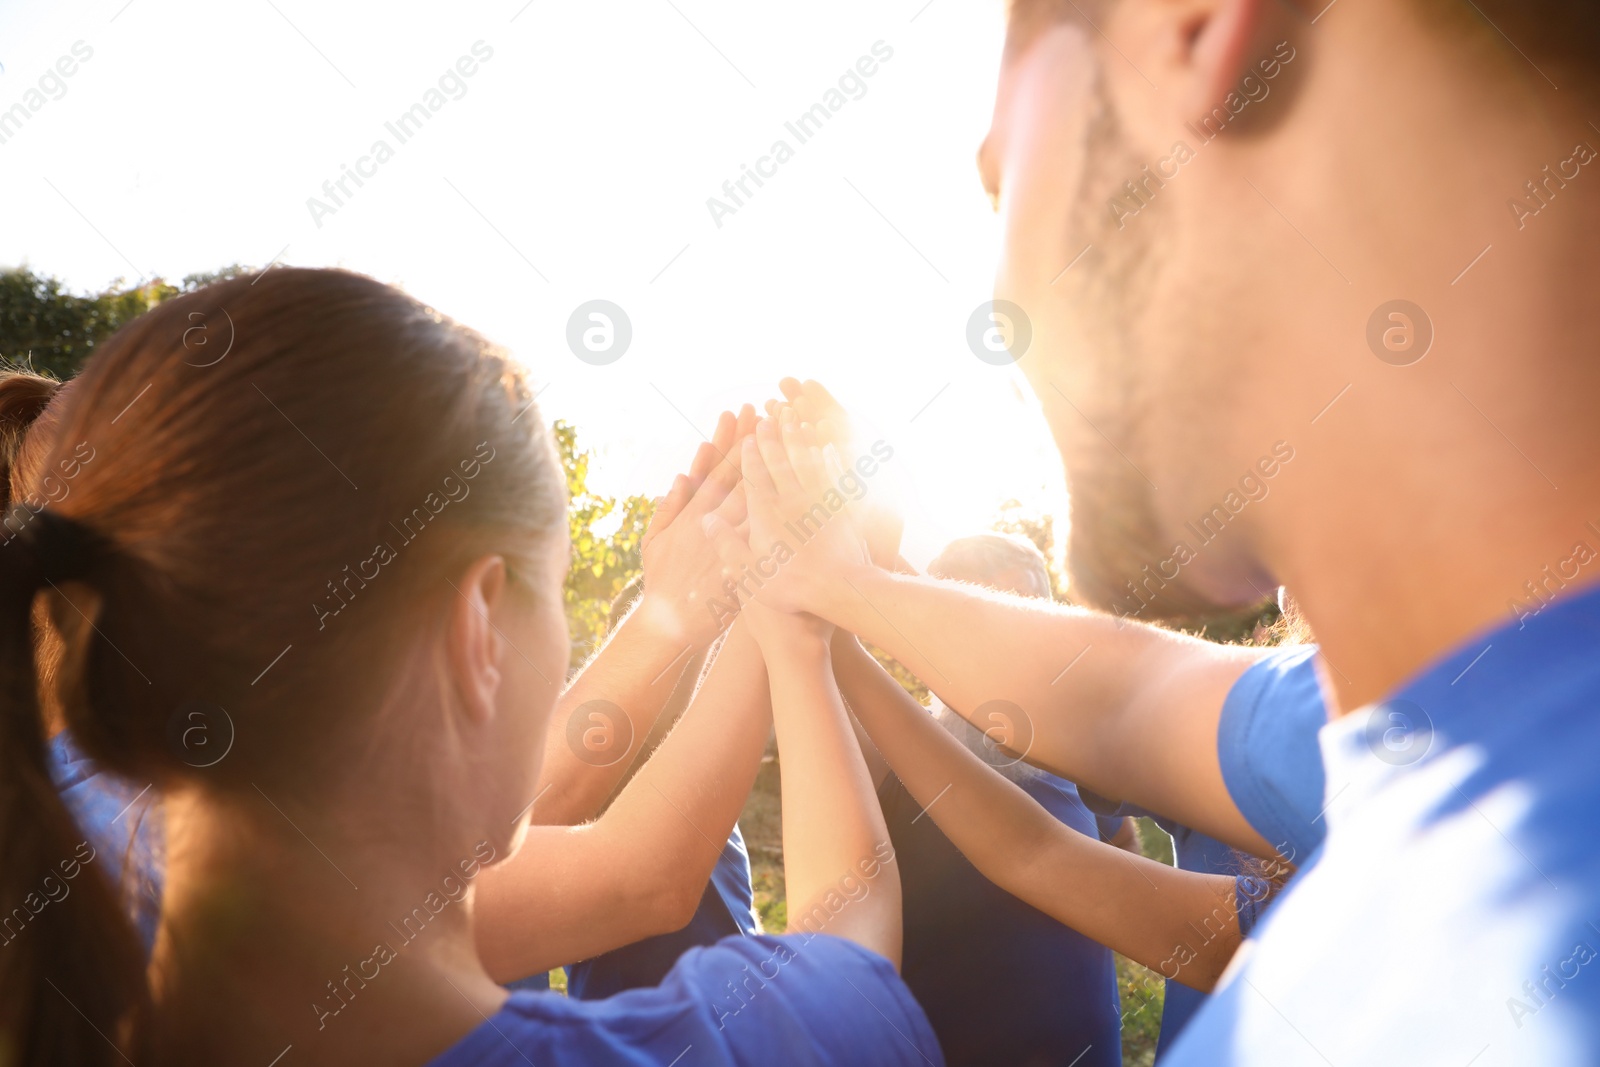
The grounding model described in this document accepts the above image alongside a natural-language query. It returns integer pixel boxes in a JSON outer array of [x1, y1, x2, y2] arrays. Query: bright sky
[[0, 0, 1068, 568]]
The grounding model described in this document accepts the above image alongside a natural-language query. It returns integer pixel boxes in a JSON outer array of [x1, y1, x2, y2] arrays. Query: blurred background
[[0, 0, 1065, 570]]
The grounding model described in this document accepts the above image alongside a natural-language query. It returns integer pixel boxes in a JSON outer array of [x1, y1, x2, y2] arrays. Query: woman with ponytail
[[0, 270, 937, 1067], [0, 368, 154, 1066], [1, 369, 166, 963]]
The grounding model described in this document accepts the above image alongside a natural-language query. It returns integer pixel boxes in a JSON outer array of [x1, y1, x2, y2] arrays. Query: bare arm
[[533, 411, 753, 826], [800, 564, 1277, 857], [773, 376, 1282, 858], [831, 634, 1241, 991], [531, 601, 704, 825], [704, 415, 904, 967], [759, 616, 901, 967], [475, 621, 770, 981]]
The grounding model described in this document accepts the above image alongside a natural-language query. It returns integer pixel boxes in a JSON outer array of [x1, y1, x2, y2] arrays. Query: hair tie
[[0, 507, 100, 593]]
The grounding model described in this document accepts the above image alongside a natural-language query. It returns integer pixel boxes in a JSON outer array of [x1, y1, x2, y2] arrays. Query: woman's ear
[[445, 555, 509, 727]]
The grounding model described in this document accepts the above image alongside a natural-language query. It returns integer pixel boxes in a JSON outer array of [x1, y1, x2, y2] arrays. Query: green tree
[[555, 419, 654, 669], [0, 268, 177, 380], [179, 264, 254, 291], [0, 265, 257, 382]]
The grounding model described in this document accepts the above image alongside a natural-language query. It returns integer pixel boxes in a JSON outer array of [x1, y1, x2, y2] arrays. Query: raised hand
[[776, 377, 851, 455], [776, 379, 907, 572], [703, 409, 869, 623], [641, 405, 754, 551], [636, 406, 756, 646]]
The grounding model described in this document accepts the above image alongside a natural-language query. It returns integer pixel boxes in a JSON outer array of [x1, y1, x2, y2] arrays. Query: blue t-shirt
[[562, 826, 759, 999], [879, 768, 1122, 1067], [429, 933, 943, 1066], [45, 731, 163, 951], [1167, 583, 1600, 1066], [1216, 645, 1329, 866], [1077, 791, 1241, 1054], [1078, 646, 1325, 1056]]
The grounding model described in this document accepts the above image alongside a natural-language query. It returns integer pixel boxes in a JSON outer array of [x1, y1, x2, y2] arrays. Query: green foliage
[[555, 419, 654, 668], [0, 268, 177, 380], [1115, 816, 1179, 1065], [1133, 816, 1176, 867], [0, 264, 260, 383], [178, 263, 254, 291], [1116, 953, 1165, 1067]]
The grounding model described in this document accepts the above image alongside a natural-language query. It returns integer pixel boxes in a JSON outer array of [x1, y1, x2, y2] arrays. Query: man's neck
[[1277, 397, 1600, 715]]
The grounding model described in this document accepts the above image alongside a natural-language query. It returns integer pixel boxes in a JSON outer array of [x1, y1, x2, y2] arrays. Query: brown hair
[[0, 268, 565, 1065], [0, 368, 62, 508]]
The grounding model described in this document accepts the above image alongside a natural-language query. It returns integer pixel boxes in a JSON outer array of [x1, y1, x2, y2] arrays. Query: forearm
[[476, 622, 770, 980], [766, 640, 901, 967], [832, 633, 1078, 894], [1031, 829, 1242, 991], [833, 636, 1238, 988], [532, 596, 706, 825], [818, 567, 1272, 855]]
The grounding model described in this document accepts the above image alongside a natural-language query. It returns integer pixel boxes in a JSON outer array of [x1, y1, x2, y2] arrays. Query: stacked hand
[[702, 407, 871, 642], [637, 405, 756, 647], [778, 378, 906, 572]]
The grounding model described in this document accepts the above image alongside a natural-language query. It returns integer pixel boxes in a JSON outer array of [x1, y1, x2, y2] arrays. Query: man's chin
[[1063, 494, 1258, 623]]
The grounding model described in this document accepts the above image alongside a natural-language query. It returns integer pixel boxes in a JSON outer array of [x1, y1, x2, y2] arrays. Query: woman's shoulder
[[431, 934, 942, 1067]]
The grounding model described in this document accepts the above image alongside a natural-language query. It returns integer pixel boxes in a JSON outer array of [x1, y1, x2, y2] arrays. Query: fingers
[[815, 412, 852, 453], [778, 379, 850, 448], [701, 512, 757, 589], [741, 434, 777, 500], [757, 416, 801, 497], [642, 473, 692, 549], [683, 440, 743, 521], [783, 418, 828, 498], [687, 441, 721, 486], [819, 445, 857, 520], [727, 404, 758, 475], [691, 411, 736, 486], [712, 483, 748, 529]]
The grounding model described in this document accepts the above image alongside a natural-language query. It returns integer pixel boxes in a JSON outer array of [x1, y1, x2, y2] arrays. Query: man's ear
[[1122, 0, 1269, 124], [446, 555, 509, 727]]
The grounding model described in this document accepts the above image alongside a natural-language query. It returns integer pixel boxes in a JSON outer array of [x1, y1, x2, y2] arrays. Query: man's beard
[[1051, 71, 1234, 622]]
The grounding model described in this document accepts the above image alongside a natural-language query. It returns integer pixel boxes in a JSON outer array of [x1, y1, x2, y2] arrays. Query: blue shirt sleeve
[[1216, 645, 1329, 865], [431, 934, 944, 1067], [562, 826, 758, 1000], [1233, 875, 1271, 938], [47, 731, 164, 952]]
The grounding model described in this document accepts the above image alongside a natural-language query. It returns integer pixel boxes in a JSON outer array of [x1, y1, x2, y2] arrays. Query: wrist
[[757, 626, 833, 672], [632, 590, 714, 651], [814, 560, 889, 628]]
